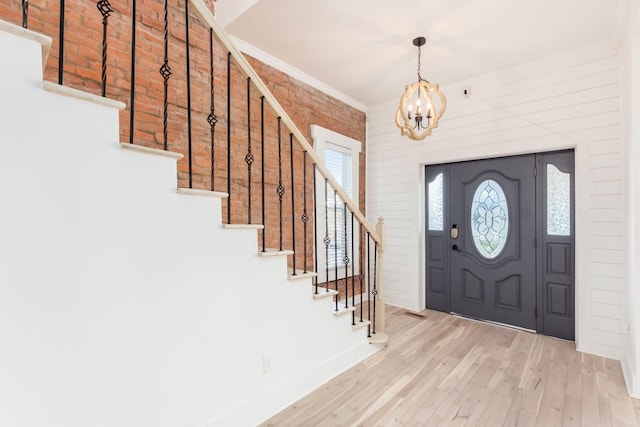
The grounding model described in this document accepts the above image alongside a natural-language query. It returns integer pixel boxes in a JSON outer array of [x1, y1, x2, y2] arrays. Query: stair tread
[[288, 269, 317, 280], [177, 188, 229, 198], [260, 248, 294, 256], [223, 223, 264, 230], [313, 288, 338, 299], [352, 319, 371, 331], [44, 81, 126, 110], [119, 143, 183, 159], [333, 305, 356, 316]]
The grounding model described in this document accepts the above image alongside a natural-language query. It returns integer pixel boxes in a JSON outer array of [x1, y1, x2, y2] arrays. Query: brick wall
[[1, 0, 366, 293]]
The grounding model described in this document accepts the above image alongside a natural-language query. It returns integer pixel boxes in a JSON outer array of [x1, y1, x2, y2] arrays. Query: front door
[[449, 155, 536, 330], [425, 151, 575, 340]]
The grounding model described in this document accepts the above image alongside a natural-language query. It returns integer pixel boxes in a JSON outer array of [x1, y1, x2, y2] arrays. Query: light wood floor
[[261, 306, 640, 426]]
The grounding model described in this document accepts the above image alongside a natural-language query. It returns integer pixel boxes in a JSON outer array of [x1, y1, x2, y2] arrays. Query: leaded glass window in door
[[471, 179, 509, 259]]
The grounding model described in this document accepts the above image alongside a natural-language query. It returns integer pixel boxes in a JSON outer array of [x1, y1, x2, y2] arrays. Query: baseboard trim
[[200, 339, 380, 427], [621, 351, 640, 398]]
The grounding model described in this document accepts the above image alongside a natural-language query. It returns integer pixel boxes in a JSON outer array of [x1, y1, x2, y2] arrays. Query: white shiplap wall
[[367, 41, 625, 359]]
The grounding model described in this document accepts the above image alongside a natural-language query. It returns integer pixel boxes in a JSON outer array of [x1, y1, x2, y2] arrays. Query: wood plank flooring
[[261, 306, 640, 426]]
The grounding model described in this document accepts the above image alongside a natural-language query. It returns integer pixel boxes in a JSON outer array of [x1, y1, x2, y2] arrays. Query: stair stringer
[[0, 22, 380, 427]]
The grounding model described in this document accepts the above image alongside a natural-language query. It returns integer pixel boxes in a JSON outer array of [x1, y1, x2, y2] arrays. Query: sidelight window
[[428, 173, 444, 231], [547, 164, 571, 236]]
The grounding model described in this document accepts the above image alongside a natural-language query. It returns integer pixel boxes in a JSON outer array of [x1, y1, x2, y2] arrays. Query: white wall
[[621, 2, 640, 397], [367, 41, 624, 359], [0, 23, 377, 427]]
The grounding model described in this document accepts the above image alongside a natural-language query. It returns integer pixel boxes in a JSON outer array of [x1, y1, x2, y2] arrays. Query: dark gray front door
[[450, 155, 537, 330], [425, 151, 575, 340]]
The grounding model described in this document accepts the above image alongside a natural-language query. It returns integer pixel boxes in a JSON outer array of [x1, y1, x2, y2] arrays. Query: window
[[312, 125, 361, 282], [428, 173, 444, 231], [471, 179, 509, 259], [546, 164, 571, 236]]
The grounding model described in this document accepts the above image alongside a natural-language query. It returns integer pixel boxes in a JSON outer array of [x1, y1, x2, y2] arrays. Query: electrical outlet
[[262, 354, 273, 373]]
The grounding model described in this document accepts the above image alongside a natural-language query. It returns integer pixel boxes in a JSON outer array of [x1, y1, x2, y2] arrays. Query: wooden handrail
[[189, 0, 381, 245]]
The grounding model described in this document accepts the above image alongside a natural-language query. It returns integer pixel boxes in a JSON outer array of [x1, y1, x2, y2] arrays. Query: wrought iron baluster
[[313, 164, 319, 293], [367, 232, 371, 337], [58, 0, 65, 84], [276, 118, 284, 251], [290, 133, 296, 275], [343, 202, 349, 308], [97, 0, 112, 96], [21, 0, 28, 28], [334, 189, 338, 311], [260, 96, 266, 252], [323, 178, 330, 293], [302, 153, 309, 274], [245, 78, 254, 224], [351, 212, 355, 325], [184, 0, 193, 188], [359, 226, 364, 323], [129, 0, 137, 144], [372, 240, 378, 335], [159, 0, 172, 150], [208, 29, 217, 189], [226, 51, 231, 223]]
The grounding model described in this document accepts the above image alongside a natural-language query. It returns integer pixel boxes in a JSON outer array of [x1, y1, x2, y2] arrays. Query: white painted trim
[[622, 347, 639, 397], [312, 125, 362, 156], [202, 340, 378, 427], [312, 125, 362, 283], [230, 35, 367, 113]]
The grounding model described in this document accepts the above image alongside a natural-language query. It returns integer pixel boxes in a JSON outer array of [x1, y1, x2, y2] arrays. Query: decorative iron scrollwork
[[97, 0, 113, 19], [245, 151, 254, 167], [159, 62, 172, 80]]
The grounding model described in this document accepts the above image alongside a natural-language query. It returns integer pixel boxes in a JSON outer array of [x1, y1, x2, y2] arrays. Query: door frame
[[419, 145, 584, 344]]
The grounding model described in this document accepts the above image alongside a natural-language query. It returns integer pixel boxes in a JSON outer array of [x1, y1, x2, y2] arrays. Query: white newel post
[[372, 217, 388, 344]]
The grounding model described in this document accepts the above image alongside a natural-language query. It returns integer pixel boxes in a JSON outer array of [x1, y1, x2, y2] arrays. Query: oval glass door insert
[[471, 179, 509, 259]]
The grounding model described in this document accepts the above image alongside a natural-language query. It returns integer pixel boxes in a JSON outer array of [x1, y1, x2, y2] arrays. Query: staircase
[[0, 19, 383, 427]]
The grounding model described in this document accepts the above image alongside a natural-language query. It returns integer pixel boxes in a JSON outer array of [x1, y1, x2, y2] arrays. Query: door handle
[[452, 244, 459, 251]]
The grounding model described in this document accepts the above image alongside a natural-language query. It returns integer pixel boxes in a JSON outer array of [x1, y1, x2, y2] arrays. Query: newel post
[[375, 217, 387, 336]]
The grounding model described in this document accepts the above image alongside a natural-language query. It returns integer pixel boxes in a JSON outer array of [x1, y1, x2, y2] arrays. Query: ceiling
[[221, 0, 626, 108]]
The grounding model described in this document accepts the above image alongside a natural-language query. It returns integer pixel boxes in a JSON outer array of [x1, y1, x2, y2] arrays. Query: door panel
[[537, 151, 575, 340], [450, 155, 536, 330], [425, 166, 448, 312]]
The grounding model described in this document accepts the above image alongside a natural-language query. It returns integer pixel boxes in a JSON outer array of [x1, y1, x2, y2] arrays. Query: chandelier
[[395, 36, 446, 141]]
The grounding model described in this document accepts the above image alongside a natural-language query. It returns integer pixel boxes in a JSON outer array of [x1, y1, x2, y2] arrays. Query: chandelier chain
[[417, 44, 423, 82]]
